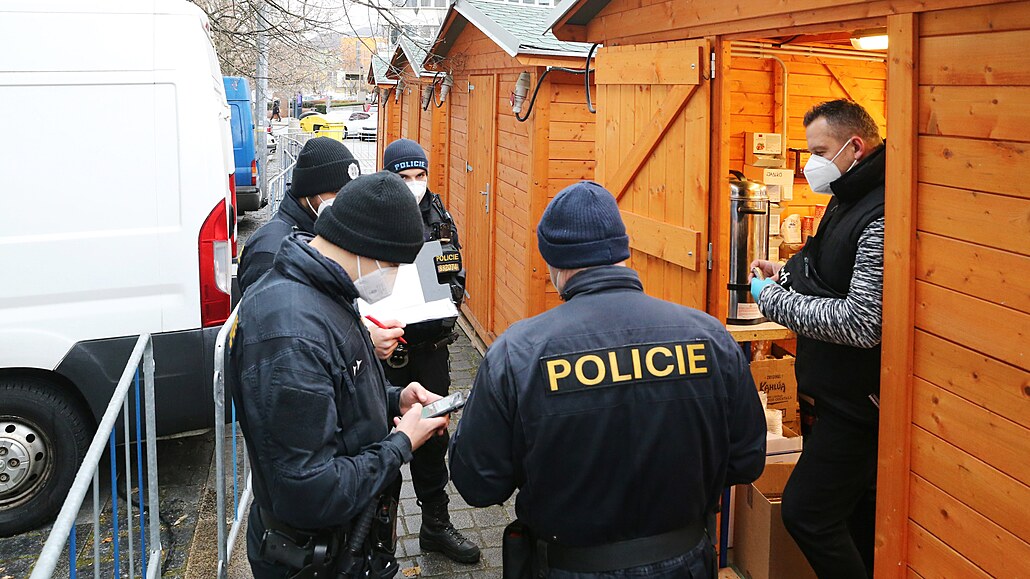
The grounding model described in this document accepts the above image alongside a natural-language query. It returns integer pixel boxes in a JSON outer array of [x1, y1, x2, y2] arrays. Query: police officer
[[238, 136, 360, 294], [239, 136, 405, 360], [450, 181, 767, 577], [228, 172, 450, 578], [377, 138, 479, 564]]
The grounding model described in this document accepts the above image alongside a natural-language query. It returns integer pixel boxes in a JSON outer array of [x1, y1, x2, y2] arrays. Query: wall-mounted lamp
[[511, 71, 532, 116], [422, 72, 454, 111], [421, 83, 434, 110], [437, 74, 453, 105], [850, 29, 888, 50], [394, 78, 404, 103]]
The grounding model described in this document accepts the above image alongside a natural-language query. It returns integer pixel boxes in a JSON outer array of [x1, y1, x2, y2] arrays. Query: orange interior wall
[[727, 53, 887, 217]]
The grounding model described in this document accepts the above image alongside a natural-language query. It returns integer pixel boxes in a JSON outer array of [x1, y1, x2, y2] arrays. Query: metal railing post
[[144, 339, 161, 579], [31, 335, 158, 579], [214, 306, 241, 579]]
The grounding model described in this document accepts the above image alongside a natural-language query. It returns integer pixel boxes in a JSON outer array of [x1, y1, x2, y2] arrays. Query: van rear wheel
[[0, 378, 91, 537]]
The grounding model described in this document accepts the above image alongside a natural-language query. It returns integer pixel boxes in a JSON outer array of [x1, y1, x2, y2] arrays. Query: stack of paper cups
[[765, 408, 783, 436]]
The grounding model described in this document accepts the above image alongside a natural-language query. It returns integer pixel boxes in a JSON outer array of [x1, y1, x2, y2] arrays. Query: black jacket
[[238, 194, 316, 294], [449, 266, 766, 547], [781, 144, 885, 424], [227, 233, 412, 531]]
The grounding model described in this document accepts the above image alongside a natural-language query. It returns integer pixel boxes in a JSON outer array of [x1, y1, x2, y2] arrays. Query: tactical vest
[[402, 192, 465, 346]]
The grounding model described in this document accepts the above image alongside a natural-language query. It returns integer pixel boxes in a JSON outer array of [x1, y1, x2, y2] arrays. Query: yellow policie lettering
[[674, 344, 687, 374], [576, 355, 606, 386], [686, 343, 707, 374], [547, 359, 571, 391], [542, 341, 709, 394], [645, 346, 674, 377], [609, 351, 632, 382]]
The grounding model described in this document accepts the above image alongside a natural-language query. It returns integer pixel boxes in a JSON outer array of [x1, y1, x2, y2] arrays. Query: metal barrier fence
[[30, 335, 162, 579], [267, 124, 379, 213], [213, 305, 250, 579]]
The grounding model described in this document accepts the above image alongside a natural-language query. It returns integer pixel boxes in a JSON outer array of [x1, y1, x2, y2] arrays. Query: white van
[[0, 0, 235, 535]]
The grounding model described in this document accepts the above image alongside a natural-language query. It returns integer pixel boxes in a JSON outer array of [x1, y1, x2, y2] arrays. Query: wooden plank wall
[[727, 52, 887, 217], [541, 73, 597, 311], [419, 85, 433, 150], [430, 100, 450, 204], [444, 25, 533, 339], [577, 0, 1007, 46], [902, 3, 1030, 577]]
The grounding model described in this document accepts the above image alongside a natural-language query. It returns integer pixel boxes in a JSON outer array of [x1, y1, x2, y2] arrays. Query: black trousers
[[383, 346, 451, 504], [781, 405, 879, 579]]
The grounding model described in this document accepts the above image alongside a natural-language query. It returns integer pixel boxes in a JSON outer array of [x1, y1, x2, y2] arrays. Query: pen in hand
[[364, 315, 407, 344]]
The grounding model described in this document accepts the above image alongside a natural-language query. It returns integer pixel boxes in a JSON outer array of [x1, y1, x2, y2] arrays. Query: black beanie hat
[[315, 171, 424, 263], [289, 137, 361, 199], [537, 181, 630, 269], [383, 138, 429, 174]]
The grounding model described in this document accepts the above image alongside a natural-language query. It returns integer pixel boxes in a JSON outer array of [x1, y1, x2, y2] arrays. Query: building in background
[[338, 36, 387, 96]]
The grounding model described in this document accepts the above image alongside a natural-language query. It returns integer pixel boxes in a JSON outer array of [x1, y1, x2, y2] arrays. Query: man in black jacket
[[751, 99, 885, 579], [239, 136, 406, 360], [228, 172, 450, 579], [451, 181, 767, 577], [377, 138, 479, 564], [238, 136, 360, 294]]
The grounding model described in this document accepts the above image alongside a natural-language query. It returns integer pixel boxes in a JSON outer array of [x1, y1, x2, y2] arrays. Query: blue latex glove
[[751, 277, 776, 302]]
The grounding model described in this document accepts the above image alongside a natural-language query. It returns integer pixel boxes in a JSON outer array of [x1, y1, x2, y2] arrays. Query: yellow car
[[299, 110, 354, 141]]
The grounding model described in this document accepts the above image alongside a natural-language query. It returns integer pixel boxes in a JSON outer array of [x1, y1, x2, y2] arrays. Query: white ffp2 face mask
[[804, 139, 856, 194], [406, 180, 428, 203], [316, 196, 334, 217], [353, 258, 398, 303]]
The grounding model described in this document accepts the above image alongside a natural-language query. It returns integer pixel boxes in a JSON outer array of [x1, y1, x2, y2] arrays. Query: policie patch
[[539, 340, 711, 395], [434, 250, 462, 277]]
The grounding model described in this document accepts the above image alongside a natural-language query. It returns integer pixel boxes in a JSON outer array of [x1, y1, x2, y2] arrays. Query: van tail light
[[199, 197, 232, 327], [228, 175, 238, 257], [251, 159, 258, 187]]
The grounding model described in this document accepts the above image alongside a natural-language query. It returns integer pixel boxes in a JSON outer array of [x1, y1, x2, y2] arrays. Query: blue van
[[223, 76, 264, 212]]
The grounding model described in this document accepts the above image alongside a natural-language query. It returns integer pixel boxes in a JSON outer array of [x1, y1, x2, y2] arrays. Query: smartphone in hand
[[421, 391, 466, 419]]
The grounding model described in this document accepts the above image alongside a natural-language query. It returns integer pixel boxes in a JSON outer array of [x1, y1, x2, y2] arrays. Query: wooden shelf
[[725, 321, 795, 342]]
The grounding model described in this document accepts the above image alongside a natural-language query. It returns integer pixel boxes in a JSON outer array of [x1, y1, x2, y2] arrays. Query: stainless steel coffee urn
[[727, 170, 769, 325]]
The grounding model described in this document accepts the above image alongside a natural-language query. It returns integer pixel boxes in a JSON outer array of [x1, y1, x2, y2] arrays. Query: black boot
[[419, 497, 481, 564]]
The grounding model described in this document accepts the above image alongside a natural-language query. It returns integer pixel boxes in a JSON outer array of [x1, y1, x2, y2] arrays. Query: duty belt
[[543, 520, 707, 573], [257, 506, 338, 576]]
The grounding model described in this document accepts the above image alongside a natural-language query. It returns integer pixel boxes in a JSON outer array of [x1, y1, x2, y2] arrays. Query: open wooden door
[[464, 74, 497, 337], [595, 40, 711, 309]]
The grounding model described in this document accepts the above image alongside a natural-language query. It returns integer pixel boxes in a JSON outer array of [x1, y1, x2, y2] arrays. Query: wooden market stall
[[547, 1, 1030, 577], [367, 54, 398, 169], [423, 0, 597, 343]]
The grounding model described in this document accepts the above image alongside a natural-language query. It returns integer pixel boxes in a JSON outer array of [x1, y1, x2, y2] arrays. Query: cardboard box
[[751, 357, 798, 425], [766, 426, 802, 464], [733, 463, 818, 579], [745, 132, 784, 166], [743, 164, 793, 202]]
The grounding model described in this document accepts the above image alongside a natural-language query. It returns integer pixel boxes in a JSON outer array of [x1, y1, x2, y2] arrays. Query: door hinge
[[469, 82, 475, 92], [707, 242, 713, 270], [466, 162, 473, 172], [710, 51, 716, 80]]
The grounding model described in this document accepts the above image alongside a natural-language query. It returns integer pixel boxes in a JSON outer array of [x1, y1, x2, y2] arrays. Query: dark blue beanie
[[537, 181, 630, 269], [383, 138, 429, 174]]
